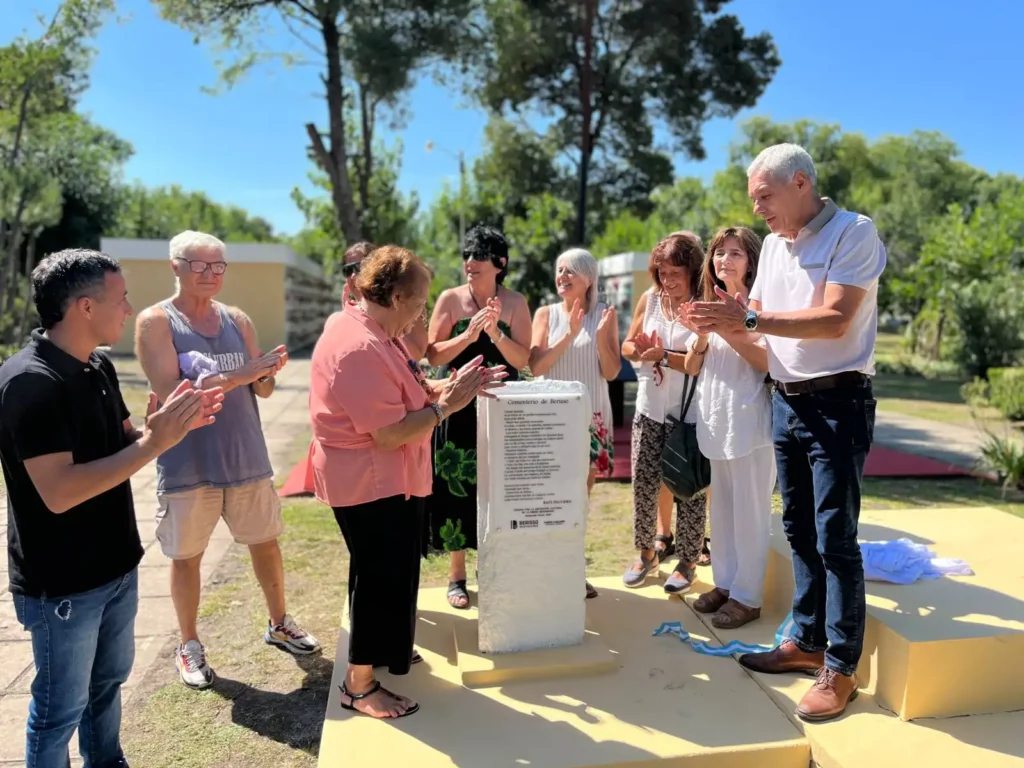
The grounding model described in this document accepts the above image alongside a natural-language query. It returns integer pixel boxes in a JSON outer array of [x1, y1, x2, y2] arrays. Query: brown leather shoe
[[796, 667, 859, 722], [738, 639, 824, 674]]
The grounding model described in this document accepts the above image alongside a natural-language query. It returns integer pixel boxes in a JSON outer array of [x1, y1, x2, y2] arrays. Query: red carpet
[[603, 423, 968, 482], [279, 421, 968, 498]]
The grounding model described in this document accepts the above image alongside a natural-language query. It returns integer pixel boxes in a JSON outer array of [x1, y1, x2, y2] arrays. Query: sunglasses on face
[[175, 258, 227, 275], [341, 261, 361, 278], [463, 253, 506, 264]]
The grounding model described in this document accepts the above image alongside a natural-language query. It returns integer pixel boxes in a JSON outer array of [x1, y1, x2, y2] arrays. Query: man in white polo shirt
[[687, 143, 885, 722]]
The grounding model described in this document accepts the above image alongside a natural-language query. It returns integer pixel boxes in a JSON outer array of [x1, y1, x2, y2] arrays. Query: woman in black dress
[[425, 226, 532, 608]]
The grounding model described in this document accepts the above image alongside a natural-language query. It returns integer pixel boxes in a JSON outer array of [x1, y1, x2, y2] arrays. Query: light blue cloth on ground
[[861, 538, 973, 584], [652, 614, 795, 656], [653, 541, 972, 657]]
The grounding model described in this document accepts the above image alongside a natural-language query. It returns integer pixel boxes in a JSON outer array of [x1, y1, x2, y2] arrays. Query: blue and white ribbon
[[652, 613, 795, 657]]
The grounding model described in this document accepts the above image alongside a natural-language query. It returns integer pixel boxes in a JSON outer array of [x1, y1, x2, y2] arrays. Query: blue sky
[[4, 0, 1023, 235]]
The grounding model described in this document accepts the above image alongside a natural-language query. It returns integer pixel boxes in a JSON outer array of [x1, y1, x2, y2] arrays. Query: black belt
[[774, 371, 869, 396]]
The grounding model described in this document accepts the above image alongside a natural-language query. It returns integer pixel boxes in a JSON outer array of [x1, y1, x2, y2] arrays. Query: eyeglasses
[[341, 261, 361, 278], [175, 258, 227, 275]]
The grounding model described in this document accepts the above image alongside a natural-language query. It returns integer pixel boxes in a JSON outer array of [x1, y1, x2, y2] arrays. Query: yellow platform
[[453, 618, 619, 688], [319, 581, 809, 768], [759, 505, 1024, 720]]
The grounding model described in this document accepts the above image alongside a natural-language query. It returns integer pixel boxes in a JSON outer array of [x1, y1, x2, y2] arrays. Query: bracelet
[[429, 401, 444, 425]]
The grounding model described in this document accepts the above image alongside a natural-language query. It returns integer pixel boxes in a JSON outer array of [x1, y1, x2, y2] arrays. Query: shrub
[[988, 368, 1024, 421], [948, 280, 1024, 379], [978, 433, 1024, 497], [960, 377, 990, 408]]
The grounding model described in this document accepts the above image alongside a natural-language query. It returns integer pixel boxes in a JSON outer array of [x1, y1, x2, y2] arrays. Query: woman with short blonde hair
[[530, 248, 621, 598]]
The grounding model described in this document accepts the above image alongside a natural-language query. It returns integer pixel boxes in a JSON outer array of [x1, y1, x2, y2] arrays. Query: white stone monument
[[475, 380, 590, 654]]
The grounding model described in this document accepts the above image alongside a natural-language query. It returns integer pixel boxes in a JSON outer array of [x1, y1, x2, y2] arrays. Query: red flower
[[595, 449, 610, 473]]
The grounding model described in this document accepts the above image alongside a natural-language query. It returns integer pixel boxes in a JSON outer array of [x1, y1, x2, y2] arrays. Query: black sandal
[[339, 680, 420, 718], [654, 533, 675, 560], [447, 580, 470, 609]]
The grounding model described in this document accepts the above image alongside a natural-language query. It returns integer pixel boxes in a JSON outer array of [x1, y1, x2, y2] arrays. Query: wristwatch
[[661, 350, 670, 366], [743, 309, 759, 331]]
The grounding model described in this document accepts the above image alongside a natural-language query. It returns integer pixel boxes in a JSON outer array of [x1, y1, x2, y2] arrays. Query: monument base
[[453, 602, 618, 688], [319, 579, 810, 768]]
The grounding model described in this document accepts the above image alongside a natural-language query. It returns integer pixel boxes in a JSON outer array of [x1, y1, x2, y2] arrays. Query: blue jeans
[[772, 385, 876, 676], [13, 569, 138, 768]]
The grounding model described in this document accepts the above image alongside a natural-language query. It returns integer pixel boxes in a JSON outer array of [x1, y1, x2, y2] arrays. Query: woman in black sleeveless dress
[[424, 226, 532, 608]]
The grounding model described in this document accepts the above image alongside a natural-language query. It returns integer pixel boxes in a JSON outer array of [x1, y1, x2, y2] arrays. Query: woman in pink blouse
[[310, 246, 504, 719]]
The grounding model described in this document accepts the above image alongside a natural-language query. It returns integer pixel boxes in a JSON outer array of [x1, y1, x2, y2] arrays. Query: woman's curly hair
[[355, 246, 433, 307]]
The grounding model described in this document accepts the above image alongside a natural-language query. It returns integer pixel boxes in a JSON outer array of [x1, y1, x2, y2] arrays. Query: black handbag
[[661, 371, 711, 500]]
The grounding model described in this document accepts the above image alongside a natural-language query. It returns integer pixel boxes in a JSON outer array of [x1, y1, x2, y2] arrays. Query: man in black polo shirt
[[0, 249, 223, 768]]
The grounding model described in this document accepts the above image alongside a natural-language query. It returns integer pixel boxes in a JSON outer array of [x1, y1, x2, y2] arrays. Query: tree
[[504, 192, 576, 309], [108, 183, 278, 242], [0, 0, 118, 341], [291, 135, 418, 274], [154, 0, 475, 247], [475, 0, 780, 242]]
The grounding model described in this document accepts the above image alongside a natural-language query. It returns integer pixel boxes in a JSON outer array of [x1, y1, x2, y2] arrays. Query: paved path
[[874, 410, 990, 471], [0, 359, 312, 766]]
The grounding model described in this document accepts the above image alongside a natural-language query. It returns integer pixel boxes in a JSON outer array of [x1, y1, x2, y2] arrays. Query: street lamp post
[[426, 140, 466, 249]]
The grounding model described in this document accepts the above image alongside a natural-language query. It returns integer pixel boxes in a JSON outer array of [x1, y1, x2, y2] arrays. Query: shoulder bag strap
[[680, 371, 699, 421]]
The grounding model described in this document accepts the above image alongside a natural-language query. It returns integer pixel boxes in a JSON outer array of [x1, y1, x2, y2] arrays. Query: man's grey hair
[[169, 230, 226, 262], [555, 247, 599, 312], [747, 143, 818, 189]]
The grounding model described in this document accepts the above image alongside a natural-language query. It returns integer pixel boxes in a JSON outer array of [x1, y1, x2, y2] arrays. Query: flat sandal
[[693, 587, 729, 614], [339, 680, 420, 718]]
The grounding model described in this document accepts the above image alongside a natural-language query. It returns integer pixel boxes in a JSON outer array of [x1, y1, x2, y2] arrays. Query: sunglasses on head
[[341, 261, 361, 278]]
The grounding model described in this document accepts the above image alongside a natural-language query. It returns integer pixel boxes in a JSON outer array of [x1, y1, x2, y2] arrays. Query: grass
[[120, 474, 1024, 767], [872, 332, 1014, 429]]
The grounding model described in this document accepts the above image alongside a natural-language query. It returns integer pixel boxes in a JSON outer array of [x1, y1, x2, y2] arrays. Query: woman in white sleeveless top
[[621, 233, 709, 595], [530, 248, 621, 598], [682, 227, 775, 630]]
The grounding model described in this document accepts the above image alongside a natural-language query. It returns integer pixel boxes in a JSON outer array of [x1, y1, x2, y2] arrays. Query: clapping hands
[[439, 354, 509, 415], [632, 330, 665, 363], [684, 286, 748, 334]]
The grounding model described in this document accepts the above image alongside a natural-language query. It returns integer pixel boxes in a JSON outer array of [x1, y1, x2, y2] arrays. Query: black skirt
[[333, 494, 424, 675]]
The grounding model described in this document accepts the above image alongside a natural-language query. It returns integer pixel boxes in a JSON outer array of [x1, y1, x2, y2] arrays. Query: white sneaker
[[176, 639, 215, 689], [264, 613, 321, 655]]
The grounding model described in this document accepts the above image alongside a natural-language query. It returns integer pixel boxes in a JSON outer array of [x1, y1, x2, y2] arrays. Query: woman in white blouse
[[530, 248, 621, 598], [682, 227, 775, 629]]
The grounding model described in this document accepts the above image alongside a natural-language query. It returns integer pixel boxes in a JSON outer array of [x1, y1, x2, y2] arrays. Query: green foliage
[[978, 433, 1024, 496], [504, 193, 576, 309], [154, 0, 476, 245], [291, 136, 418, 276], [988, 369, 1024, 422], [960, 377, 990, 408], [947, 280, 1024, 379], [439, 518, 467, 552], [0, 0, 121, 343], [474, 0, 779, 236], [109, 183, 277, 243]]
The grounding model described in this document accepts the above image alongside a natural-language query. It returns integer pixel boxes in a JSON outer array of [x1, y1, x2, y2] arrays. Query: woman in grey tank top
[[529, 248, 621, 598]]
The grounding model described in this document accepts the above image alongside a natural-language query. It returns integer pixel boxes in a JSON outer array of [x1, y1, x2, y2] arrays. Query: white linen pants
[[708, 445, 777, 609]]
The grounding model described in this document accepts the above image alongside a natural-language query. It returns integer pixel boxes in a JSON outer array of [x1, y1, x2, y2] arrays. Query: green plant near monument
[[434, 441, 477, 497], [439, 518, 467, 552]]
